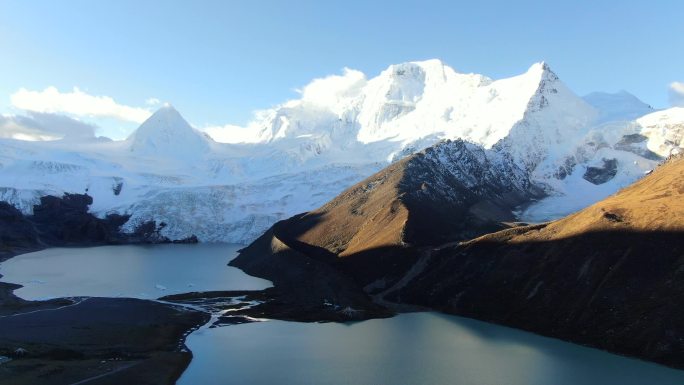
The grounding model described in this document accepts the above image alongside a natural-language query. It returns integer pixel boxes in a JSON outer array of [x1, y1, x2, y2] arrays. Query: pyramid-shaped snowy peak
[[128, 104, 211, 158]]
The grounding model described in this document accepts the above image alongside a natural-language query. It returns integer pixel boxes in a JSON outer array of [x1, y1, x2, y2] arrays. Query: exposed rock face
[[0, 202, 38, 254], [583, 158, 618, 185], [614, 134, 661, 160], [0, 193, 197, 259], [30, 194, 128, 245], [395, 156, 684, 368]]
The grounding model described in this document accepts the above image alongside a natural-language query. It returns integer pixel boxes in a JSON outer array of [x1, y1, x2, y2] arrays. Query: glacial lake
[[0, 244, 271, 300], [3, 244, 684, 385], [181, 311, 684, 385]]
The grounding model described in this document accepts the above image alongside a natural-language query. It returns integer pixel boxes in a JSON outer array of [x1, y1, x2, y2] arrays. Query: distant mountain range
[[0, 60, 682, 243]]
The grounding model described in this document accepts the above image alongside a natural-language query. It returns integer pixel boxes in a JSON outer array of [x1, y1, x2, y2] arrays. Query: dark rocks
[[554, 156, 577, 180], [0, 194, 200, 255], [583, 158, 618, 185], [112, 178, 124, 195], [603, 211, 623, 222], [0, 202, 38, 252], [29, 193, 126, 245], [614, 134, 661, 160], [173, 235, 199, 244]]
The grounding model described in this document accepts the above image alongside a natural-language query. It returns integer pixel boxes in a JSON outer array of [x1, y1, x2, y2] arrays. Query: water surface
[[0, 244, 270, 300], [4, 245, 684, 385], [181, 312, 684, 385]]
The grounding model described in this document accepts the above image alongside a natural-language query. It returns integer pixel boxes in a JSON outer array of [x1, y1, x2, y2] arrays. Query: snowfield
[[1, 59, 682, 242]]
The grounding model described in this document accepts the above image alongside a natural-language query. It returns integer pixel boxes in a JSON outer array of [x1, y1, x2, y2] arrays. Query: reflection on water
[[181, 312, 684, 385], [0, 244, 270, 300]]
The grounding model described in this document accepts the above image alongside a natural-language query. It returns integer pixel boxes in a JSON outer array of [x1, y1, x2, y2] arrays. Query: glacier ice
[[1, 61, 683, 243]]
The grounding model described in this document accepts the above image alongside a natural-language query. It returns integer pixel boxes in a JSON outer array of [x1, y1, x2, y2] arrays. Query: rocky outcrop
[[582, 158, 618, 184], [614, 133, 661, 160], [0, 193, 198, 260], [0, 202, 38, 257]]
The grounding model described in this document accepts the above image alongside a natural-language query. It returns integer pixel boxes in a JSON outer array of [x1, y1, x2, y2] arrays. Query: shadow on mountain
[[391, 228, 684, 369], [237, 225, 684, 368], [231, 214, 394, 322], [232, 151, 684, 368]]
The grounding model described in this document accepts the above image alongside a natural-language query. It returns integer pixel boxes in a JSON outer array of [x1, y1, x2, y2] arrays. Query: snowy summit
[[0, 60, 682, 242]]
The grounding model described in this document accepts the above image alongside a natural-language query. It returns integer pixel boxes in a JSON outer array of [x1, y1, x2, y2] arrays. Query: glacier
[[1, 60, 682, 243]]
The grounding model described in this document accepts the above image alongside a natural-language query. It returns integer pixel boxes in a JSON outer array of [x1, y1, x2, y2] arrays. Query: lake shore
[[0, 247, 210, 385]]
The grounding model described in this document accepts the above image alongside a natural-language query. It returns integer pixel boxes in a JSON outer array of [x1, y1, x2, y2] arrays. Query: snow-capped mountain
[[247, 60, 597, 166], [127, 104, 211, 161], [0, 60, 682, 242]]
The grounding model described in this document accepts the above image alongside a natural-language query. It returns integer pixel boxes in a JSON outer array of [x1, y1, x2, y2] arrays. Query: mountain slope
[[394, 155, 684, 368], [232, 139, 540, 289], [519, 106, 684, 222], [234, 148, 684, 368], [583, 90, 654, 124]]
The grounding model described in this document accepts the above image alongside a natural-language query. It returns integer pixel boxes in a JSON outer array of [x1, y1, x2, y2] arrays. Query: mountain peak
[[381, 59, 448, 81], [525, 61, 559, 83], [128, 105, 211, 159], [146, 103, 183, 122], [527, 60, 550, 72]]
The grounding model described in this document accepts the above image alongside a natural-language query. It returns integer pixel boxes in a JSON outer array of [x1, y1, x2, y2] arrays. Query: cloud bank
[[0, 112, 98, 141], [670, 82, 684, 107], [11, 87, 152, 123], [298, 68, 367, 111]]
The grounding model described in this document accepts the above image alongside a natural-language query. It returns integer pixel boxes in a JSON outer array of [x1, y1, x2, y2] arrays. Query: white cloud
[[0, 112, 98, 141], [10, 86, 152, 123], [146, 97, 161, 106], [670, 82, 684, 107], [298, 68, 367, 110]]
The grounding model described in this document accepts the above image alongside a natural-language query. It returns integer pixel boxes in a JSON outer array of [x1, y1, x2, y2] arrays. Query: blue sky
[[1, 0, 682, 139]]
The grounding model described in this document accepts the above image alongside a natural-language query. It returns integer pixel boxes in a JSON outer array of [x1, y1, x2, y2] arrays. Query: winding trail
[[68, 361, 142, 385], [0, 297, 89, 319]]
